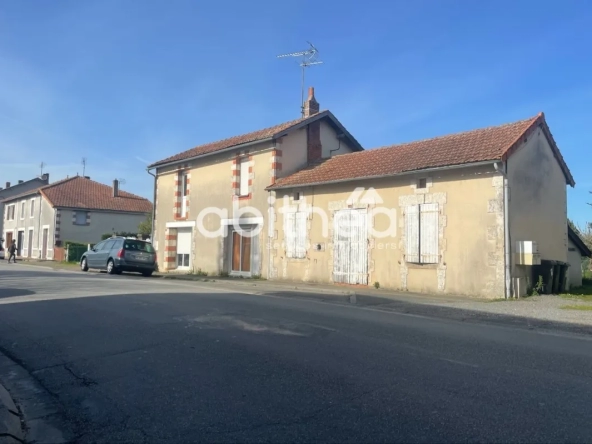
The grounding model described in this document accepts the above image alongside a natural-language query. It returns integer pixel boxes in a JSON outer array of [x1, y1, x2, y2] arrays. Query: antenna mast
[[277, 41, 323, 117], [82, 157, 87, 176], [40, 162, 45, 176]]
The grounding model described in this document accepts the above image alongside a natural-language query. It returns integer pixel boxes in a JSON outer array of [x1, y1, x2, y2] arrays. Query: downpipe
[[494, 162, 512, 299]]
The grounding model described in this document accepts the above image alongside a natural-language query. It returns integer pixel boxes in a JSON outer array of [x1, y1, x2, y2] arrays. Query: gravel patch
[[441, 295, 592, 326]]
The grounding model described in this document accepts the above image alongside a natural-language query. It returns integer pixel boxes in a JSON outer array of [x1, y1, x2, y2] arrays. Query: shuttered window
[[405, 203, 439, 264], [239, 158, 249, 196], [285, 211, 307, 258]]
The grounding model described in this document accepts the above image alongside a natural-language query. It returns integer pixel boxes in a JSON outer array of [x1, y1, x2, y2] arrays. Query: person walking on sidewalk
[[7, 240, 17, 263]]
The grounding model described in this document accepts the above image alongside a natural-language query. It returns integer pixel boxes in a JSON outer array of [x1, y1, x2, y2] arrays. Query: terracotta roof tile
[[150, 115, 314, 168], [39, 176, 152, 213], [269, 113, 575, 189]]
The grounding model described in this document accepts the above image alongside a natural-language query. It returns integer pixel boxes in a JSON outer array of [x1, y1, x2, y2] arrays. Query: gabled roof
[[568, 225, 592, 257], [268, 112, 575, 190], [0, 175, 49, 196], [148, 110, 363, 169], [2, 176, 152, 213]]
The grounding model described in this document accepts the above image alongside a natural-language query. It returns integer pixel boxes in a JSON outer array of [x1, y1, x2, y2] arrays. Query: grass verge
[[560, 304, 592, 311]]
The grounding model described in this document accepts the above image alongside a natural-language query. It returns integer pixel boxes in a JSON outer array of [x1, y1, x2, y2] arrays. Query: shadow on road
[[0, 288, 36, 299]]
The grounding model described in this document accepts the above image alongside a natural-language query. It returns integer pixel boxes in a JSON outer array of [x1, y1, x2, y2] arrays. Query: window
[[102, 240, 116, 251], [6, 205, 15, 221], [74, 212, 87, 225], [417, 178, 427, 189], [180, 172, 189, 217], [405, 203, 439, 264], [239, 158, 249, 196], [30, 200, 35, 218], [177, 253, 190, 268], [124, 240, 155, 253], [20, 202, 25, 219], [93, 241, 106, 251], [284, 211, 307, 258], [294, 192, 301, 201]]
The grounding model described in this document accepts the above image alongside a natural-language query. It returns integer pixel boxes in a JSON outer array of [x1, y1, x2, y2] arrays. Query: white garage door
[[176, 228, 192, 269], [333, 209, 368, 285]]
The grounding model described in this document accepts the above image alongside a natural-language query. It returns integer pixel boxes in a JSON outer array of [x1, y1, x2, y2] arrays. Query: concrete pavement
[[1, 265, 592, 442]]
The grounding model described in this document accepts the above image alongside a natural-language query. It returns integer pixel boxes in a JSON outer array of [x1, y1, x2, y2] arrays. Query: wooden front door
[[231, 230, 251, 276], [5, 232, 13, 249], [333, 209, 369, 285]]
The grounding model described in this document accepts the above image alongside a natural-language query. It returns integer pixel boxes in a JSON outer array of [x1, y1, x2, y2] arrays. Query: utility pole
[[277, 42, 323, 117]]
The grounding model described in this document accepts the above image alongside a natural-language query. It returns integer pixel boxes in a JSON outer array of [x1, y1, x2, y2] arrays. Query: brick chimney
[[303, 87, 319, 118], [113, 179, 119, 197]]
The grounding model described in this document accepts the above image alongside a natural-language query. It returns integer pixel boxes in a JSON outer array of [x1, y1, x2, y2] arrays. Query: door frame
[[175, 227, 192, 271], [27, 228, 34, 258], [41, 226, 49, 260], [17, 230, 25, 257], [332, 208, 369, 285], [229, 226, 254, 277]]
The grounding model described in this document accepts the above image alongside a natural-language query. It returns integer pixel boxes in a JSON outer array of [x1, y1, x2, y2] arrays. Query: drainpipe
[[37, 193, 42, 259], [494, 162, 512, 299], [146, 168, 157, 243]]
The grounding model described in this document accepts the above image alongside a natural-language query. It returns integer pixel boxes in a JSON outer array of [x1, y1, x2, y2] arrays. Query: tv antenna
[[117, 178, 126, 187], [277, 41, 323, 117], [40, 162, 45, 176], [82, 157, 87, 176]]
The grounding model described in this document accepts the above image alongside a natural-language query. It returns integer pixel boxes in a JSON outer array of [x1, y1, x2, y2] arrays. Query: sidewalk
[[0, 381, 23, 443]]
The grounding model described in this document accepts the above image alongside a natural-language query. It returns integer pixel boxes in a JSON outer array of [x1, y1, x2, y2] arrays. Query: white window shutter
[[295, 212, 307, 258], [239, 159, 249, 196], [420, 203, 439, 264], [405, 205, 420, 263], [284, 212, 296, 258]]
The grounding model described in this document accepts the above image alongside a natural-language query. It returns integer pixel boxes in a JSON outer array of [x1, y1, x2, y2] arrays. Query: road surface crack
[[63, 365, 98, 387]]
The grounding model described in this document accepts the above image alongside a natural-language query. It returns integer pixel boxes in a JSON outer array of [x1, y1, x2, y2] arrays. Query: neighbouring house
[[2, 175, 152, 260], [567, 225, 591, 289], [149, 88, 576, 298], [0, 174, 50, 238]]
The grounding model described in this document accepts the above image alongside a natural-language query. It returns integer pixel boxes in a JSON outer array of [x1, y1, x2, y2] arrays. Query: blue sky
[[1, 0, 591, 226]]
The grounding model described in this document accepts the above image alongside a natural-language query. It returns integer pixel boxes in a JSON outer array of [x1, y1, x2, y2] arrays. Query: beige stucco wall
[[154, 139, 274, 276], [270, 164, 505, 298], [2, 193, 56, 259], [319, 120, 355, 158], [508, 126, 568, 288], [153, 116, 355, 275], [58, 209, 148, 244], [567, 238, 583, 289]]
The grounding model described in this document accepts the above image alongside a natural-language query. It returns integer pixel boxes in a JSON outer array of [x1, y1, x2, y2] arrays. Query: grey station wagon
[[80, 237, 156, 277]]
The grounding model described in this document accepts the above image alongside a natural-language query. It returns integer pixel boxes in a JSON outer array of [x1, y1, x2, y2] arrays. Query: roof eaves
[[0, 188, 42, 203], [568, 225, 592, 257], [501, 113, 575, 187], [272, 111, 364, 152], [148, 136, 275, 170], [267, 159, 499, 191]]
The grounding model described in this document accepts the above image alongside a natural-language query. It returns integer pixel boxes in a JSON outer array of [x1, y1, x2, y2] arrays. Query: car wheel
[[80, 257, 89, 272], [107, 259, 116, 275], [142, 270, 153, 277]]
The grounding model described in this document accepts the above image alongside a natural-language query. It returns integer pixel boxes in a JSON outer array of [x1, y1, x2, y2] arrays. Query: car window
[[124, 240, 155, 253], [112, 239, 124, 249], [102, 240, 115, 251], [93, 241, 105, 251]]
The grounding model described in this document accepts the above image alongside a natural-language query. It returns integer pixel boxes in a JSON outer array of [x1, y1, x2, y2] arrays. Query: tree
[[138, 213, 152, 237]]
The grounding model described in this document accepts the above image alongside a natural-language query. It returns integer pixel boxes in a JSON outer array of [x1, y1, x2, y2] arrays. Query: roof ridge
[[361, 113, 543, 155]]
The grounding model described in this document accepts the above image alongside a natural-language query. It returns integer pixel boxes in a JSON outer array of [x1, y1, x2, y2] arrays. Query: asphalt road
[[1, 264, 592, 443]]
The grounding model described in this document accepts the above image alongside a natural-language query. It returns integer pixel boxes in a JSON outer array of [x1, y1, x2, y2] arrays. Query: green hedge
[[101, 232, 139, 241]]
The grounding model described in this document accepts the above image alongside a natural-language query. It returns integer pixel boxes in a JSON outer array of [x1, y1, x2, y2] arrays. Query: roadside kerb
[[0, 382, 23, 443]]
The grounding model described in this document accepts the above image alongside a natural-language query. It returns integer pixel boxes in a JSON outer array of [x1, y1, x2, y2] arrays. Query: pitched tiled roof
[[38, 176, 152, 213], [269, 113, 575, 189], [568, 225, 592, 257], [148, 110, 363, 168]]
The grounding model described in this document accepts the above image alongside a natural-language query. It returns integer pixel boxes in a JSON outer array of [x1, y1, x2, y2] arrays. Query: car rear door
[[96, 240, 115, 269], [86, 241, 105, 268]]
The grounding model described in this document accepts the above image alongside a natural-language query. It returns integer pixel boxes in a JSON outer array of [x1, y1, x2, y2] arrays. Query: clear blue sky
[[1, 0, 591, 226]]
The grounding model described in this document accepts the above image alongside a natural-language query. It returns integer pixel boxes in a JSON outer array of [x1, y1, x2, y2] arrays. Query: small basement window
[[417, 178, 427, 189]]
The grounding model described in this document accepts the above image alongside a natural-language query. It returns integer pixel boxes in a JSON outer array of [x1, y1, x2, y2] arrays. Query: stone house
[[0, 174, 50, 238], [149, 89, 576, 298]]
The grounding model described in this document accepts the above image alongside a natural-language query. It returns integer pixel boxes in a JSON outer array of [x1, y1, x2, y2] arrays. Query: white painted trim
[[221, 217, 264, 226], [166, 221, 196, 228]]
